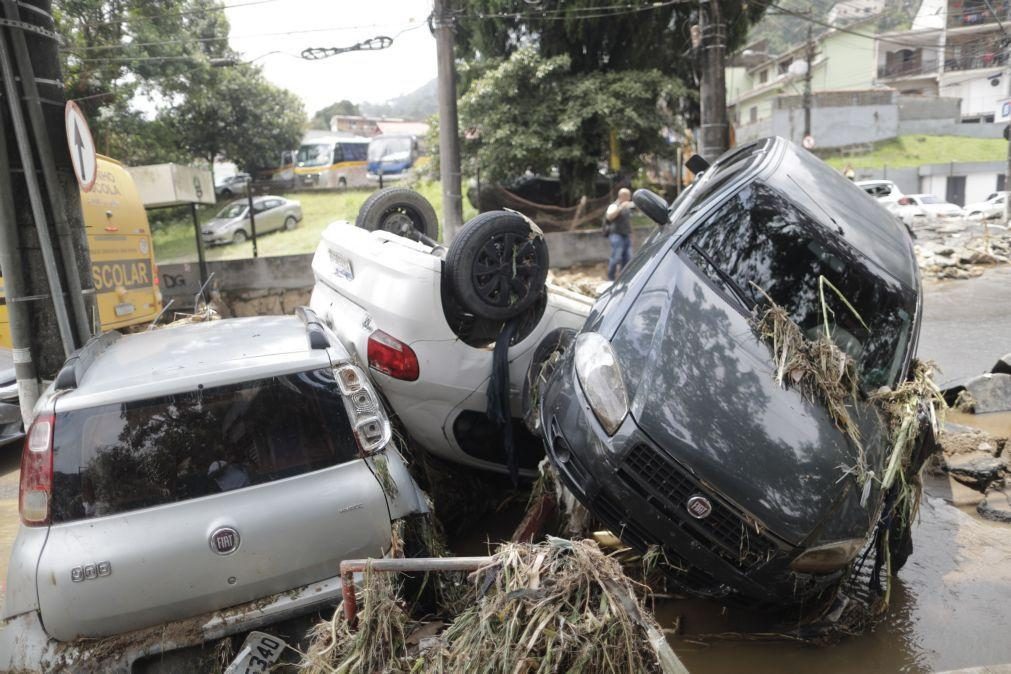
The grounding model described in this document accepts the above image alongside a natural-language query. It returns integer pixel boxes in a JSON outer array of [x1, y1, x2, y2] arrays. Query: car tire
[[338, 177, 347, 191], [232, 230, 248, 244], [522, 327, 577, 437], [355, 187, 437, 239], [219, 188, 233, 200], [445, 210, 549, 322], [284, 216, 297, 231]]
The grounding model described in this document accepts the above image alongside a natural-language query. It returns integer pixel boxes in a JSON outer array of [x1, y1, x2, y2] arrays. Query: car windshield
[[368, 137, 412, 161], [50, 369, 358, 523], [216, 203, 247, 219], [918, 195, 939, 204], [296, 143, 332, 167], [683, 182, 916, 390]]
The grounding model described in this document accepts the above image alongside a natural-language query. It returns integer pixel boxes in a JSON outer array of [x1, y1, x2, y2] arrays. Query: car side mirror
[[633, 189, 669, 226]]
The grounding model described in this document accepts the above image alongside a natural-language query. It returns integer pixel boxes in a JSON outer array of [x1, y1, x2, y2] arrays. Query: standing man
[[605, 187, 634, 280]]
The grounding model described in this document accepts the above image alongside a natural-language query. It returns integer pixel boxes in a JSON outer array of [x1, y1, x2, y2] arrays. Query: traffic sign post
[[64, 101, 97, 192]]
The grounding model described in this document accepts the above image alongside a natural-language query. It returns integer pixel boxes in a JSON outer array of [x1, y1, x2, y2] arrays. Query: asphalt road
[[917, 265, 1011, 386]]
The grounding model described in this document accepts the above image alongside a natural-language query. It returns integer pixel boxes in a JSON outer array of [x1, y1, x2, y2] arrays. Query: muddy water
[[947, 409, 1011, 438], [665, 410, 1011, 673], [664, 496, 1011, 673]]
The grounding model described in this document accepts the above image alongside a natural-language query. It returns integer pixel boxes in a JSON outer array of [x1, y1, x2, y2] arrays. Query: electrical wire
[[82, 0, 288, 29]]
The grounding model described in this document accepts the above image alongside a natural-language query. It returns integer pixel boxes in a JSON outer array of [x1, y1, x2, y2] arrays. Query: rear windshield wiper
[[689, 244, 756, 313]]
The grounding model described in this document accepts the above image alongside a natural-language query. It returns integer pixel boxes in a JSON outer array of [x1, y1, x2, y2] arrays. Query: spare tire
[[445, 211, 549, 322], [355, 187, 437, 239]]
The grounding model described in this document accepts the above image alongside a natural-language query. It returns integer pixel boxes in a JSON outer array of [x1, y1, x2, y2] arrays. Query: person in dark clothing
[[605, 187, 634, 280]]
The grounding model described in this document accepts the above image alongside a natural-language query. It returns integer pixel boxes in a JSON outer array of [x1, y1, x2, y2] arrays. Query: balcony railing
[[947, 2, 1011, 28], [944, 50, 1009, 72], [877, 60, 936, 79]]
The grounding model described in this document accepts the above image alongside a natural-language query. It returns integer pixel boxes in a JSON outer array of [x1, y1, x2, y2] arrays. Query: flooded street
[[667, 495, 1011, 673]]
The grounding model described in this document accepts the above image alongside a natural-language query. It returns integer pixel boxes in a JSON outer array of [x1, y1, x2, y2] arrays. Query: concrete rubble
[[914, 218, 1011, 280]]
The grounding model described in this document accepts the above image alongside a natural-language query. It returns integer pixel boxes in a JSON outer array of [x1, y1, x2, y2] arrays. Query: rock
[[992, 353, 1011, 376], [966, 250, 1003, 265], [963, 372, 1011, 414], [977, 486, 1011, 523], [944, 452, 1008, 491], [939, 429, 991, 455]]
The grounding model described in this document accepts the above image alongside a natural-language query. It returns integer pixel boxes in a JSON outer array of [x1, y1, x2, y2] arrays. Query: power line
[[456, 0, 691, 21], [83, 0, 287, 29]]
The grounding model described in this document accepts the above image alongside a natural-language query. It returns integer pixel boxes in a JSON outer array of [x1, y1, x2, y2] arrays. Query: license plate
[[329, 250, 354, 281], [114, 302, 135, 317], [224, 631, 286, 674]]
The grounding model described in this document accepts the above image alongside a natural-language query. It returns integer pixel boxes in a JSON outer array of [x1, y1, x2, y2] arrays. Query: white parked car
[[901, 194, 963, 220], [309, 189, 593, 477], [963, 191, 1008, 220], [855, 179, 904, 212]]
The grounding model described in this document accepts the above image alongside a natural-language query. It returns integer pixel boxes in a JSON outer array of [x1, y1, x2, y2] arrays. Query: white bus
[[293, 136, 369, 190]]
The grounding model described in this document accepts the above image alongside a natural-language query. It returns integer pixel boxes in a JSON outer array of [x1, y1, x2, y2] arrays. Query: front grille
[[621, 444, 778, 571]]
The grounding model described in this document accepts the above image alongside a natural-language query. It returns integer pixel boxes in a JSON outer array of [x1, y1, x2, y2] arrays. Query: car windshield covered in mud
[[537, 137, 925, 605]]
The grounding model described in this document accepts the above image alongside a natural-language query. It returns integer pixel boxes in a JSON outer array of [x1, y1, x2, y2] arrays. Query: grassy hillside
[[822, 135, 1007, 170], [152, 181, 476, 264]]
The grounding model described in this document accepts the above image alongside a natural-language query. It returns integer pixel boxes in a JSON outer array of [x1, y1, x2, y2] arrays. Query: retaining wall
[[158, 227, 653, 312]]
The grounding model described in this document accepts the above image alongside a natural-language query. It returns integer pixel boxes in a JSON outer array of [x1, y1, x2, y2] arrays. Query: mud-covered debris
[[943, 453, 1008, 491], [960, 373, 1011, 414], [978, 485, 1011, 523]]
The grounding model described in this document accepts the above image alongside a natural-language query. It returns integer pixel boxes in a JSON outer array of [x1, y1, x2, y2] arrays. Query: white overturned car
[[309, 189, 593, 476]]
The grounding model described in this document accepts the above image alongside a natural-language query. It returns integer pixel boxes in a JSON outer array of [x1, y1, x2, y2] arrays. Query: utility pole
[[0, 0, 94, 380], [803, 23, 814, 140], [433, 0, 463, 242], [699, 0, 728, 163]]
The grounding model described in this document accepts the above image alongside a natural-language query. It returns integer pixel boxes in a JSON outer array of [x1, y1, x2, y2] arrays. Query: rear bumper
[[0, 572, 356, 673]]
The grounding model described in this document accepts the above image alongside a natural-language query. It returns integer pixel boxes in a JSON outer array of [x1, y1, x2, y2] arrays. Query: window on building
[[749, 106, 758, 123], [778, 58, 793, 75], [759, 69, 768, 84]]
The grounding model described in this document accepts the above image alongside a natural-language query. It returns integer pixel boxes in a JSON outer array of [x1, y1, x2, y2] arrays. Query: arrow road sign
[[64, 101, 97, 192]]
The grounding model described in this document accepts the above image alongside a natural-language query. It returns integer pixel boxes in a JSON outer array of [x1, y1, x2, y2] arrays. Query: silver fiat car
[[0, 311, 428, 671]]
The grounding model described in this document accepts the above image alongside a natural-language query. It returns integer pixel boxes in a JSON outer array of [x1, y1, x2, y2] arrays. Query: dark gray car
[[536, 137, 926, 605]]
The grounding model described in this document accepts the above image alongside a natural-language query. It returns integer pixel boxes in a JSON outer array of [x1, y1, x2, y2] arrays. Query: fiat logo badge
[[686, 495, 713, 519], [210, 527, 240, 555]]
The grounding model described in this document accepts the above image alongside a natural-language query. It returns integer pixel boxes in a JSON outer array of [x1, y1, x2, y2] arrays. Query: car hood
[[622, 269, 885, 546], [205, 217, 240, 229]]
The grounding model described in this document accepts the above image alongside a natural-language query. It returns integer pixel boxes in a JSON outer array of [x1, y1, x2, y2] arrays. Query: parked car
[[963, 191, 1008, 220], [0, 347, 23, 447], [0, 313, 429, 671], [310, 188, 593, 476], [901, 193, 963, 220], [214, 172, 250, 200], [534, 137, 926, 606], [202, 196, 302, 246], [855, 178, 904, 211]]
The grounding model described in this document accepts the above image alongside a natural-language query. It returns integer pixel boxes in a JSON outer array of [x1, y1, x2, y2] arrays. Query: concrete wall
[[897, 95, 960, 121], [855, 160, 1005, 205], [897, 119, 1005, 137], [853, 166, 921, 194], [159, 228, 655, 312]]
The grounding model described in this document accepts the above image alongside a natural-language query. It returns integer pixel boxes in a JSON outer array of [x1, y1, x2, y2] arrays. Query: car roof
[[854, 179, 894, 186], [57, 317, 335, 410], [760, 138, 917, 289]]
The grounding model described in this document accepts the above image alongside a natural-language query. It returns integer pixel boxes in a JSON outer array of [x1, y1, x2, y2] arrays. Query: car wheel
[[219, 188, 233, 200], [523, 327, 577, 437], [232, 230, 248, 244], [284, 216, 297, 231], [338, 177, 347, 191], [445, 210, 549, 322], [356, 187, 437, 239]]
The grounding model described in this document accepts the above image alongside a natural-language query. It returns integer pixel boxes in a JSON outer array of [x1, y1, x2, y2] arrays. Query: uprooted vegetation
[[298, 538, 685, 674]]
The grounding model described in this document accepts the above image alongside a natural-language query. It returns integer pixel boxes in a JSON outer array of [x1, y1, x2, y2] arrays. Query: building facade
[[875, 0, 1011, 121]]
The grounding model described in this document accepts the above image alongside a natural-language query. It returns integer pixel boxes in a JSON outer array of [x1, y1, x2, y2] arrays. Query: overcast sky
[[224, 0, 437, 115]]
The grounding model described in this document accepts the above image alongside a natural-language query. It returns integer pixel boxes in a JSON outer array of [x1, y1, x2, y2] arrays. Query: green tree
[[166, 63, 306, 176], [310, 99, 361, 130], [453, 0, 766, 203]]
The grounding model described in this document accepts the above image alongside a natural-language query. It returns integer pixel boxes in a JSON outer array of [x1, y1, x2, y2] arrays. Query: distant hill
[[359, 78, 437, 120], [746, 0, 918, 55]]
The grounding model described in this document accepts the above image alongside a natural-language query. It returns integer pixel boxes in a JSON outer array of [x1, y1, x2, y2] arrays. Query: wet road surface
[[917, 266, 1011, 386]]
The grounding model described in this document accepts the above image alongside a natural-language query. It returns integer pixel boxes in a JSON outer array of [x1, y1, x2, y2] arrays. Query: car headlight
[[573, 332, 628, 436], [789, 538, 865, 574]]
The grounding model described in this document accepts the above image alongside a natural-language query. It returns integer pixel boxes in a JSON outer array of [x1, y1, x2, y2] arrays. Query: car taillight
[[20, 413, 54, 526], [898, 197, 912, 205], [334, 363, 392, 454], [367, 330, 419, 382]]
